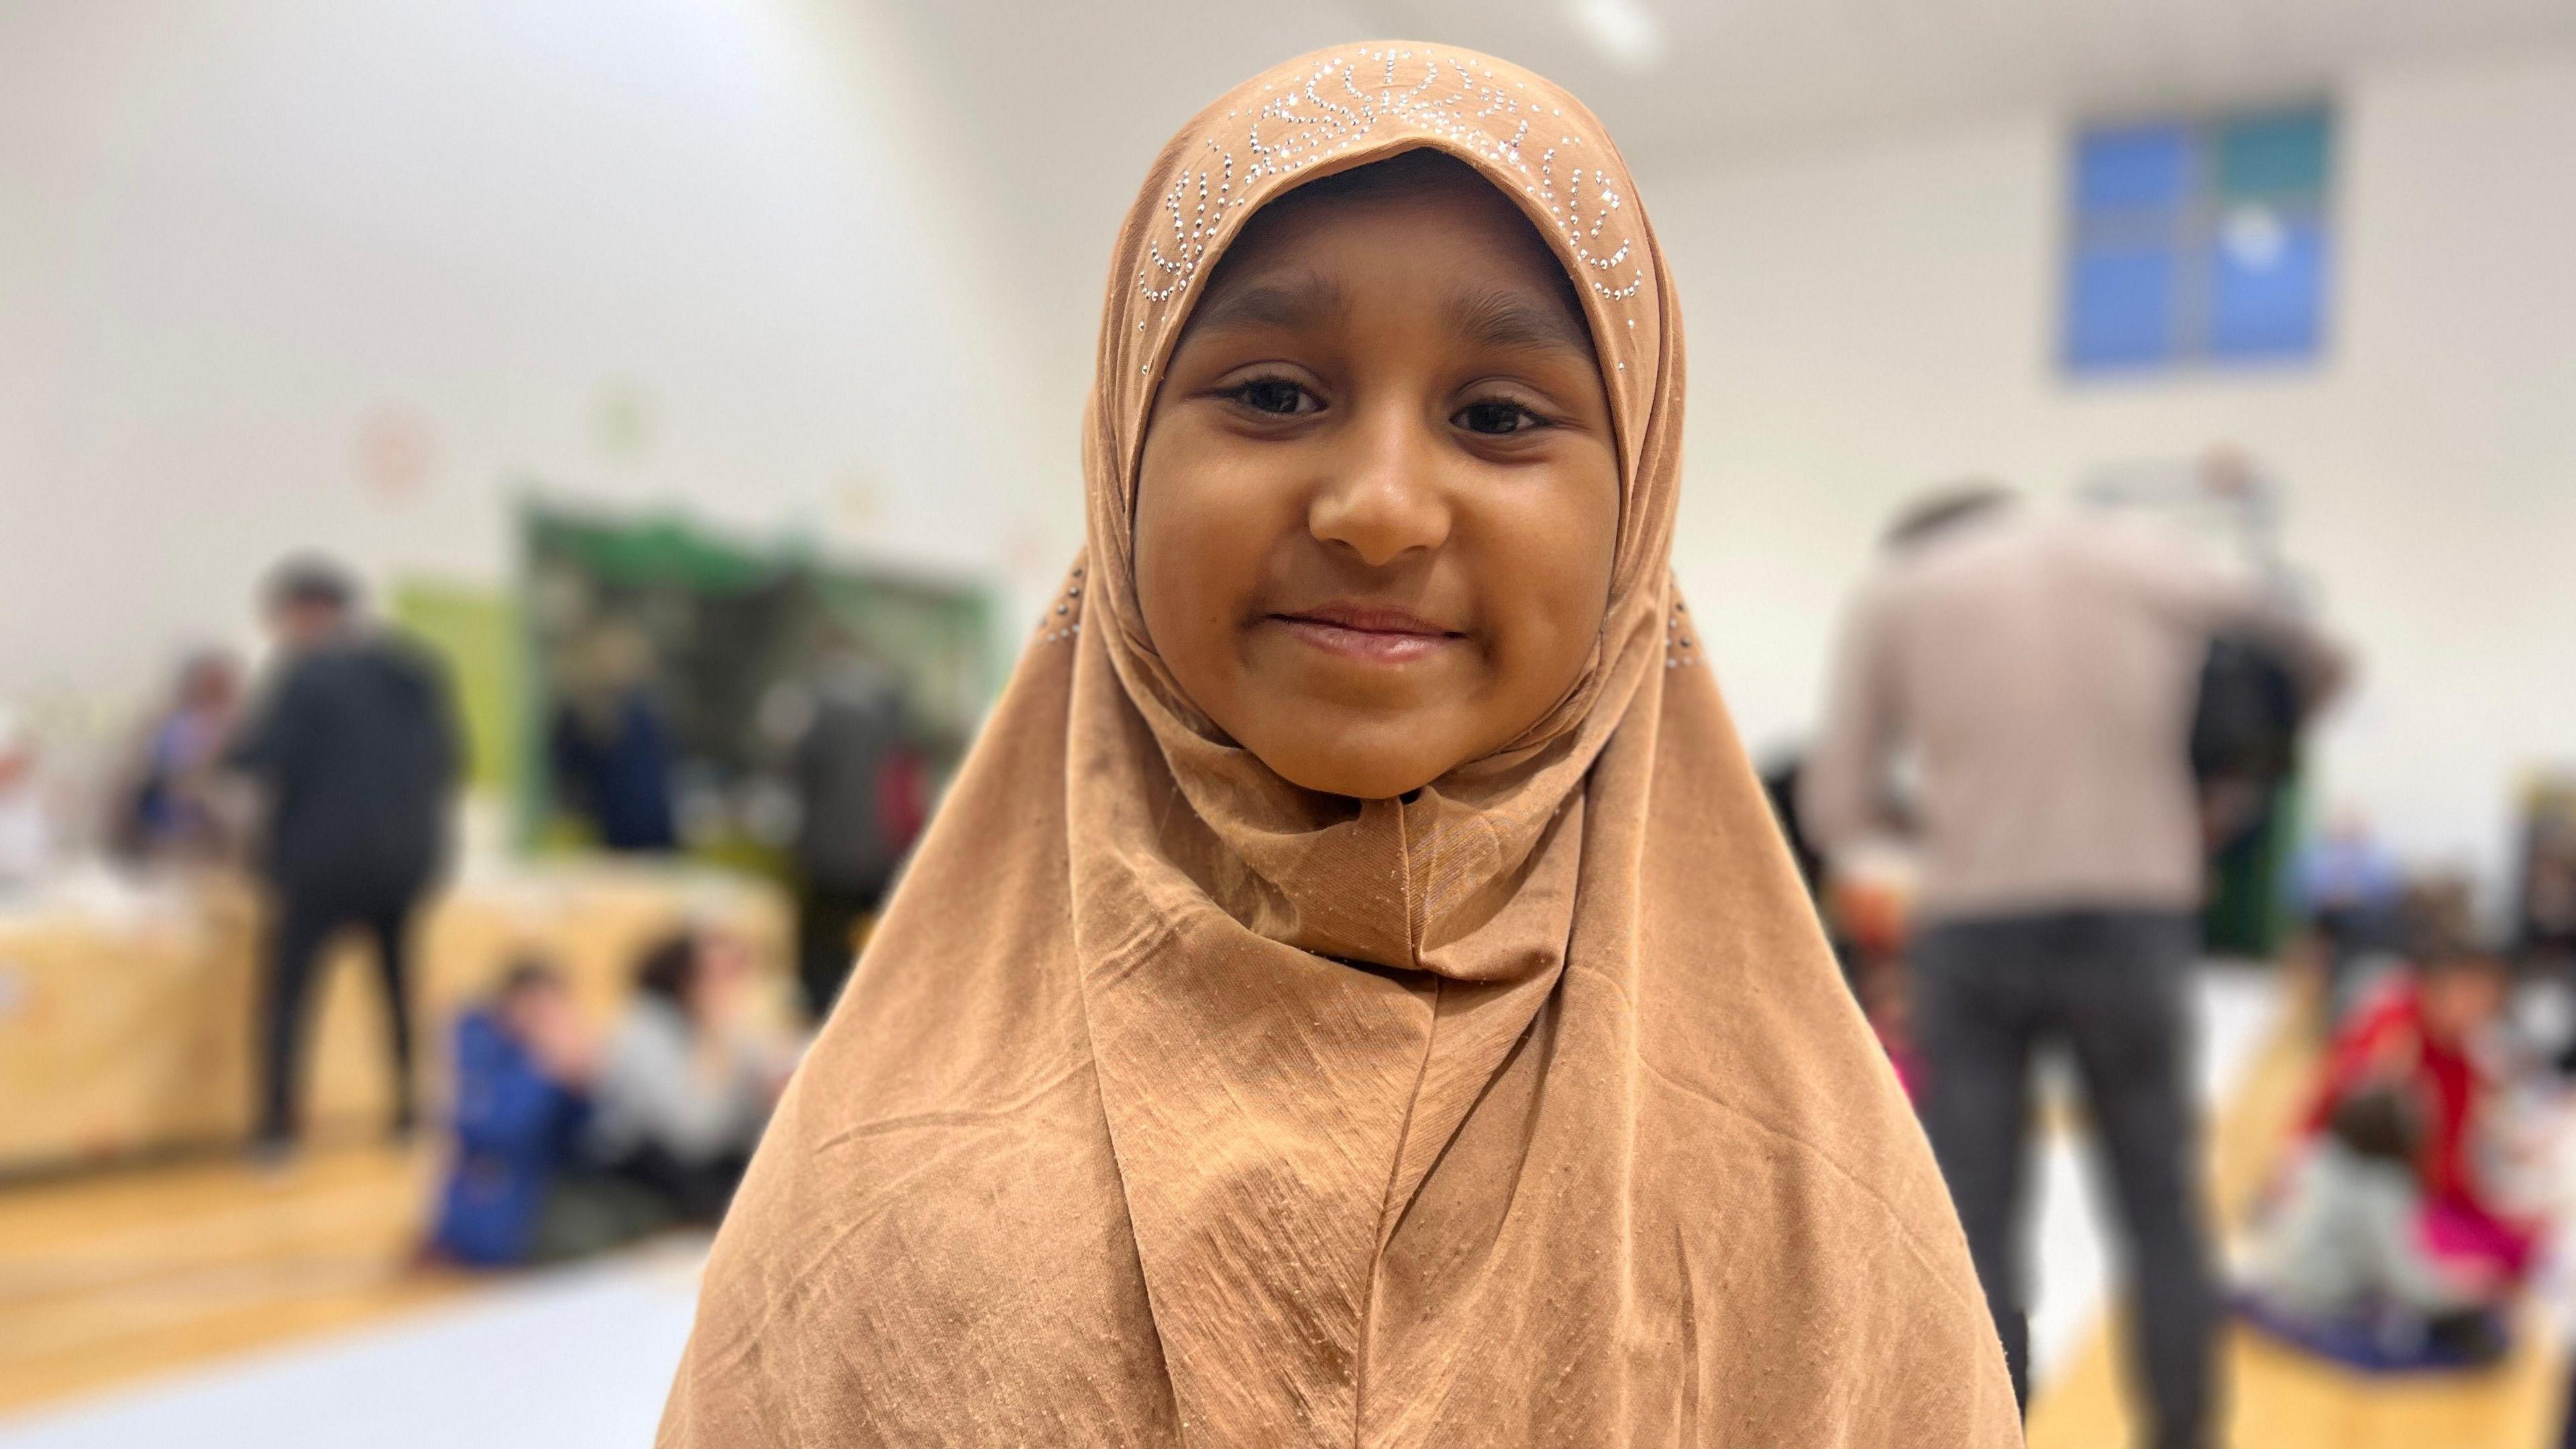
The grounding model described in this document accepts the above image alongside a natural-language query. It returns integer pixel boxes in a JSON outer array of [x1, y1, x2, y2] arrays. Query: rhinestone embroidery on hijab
[[1132, 46, 1649, 335], [1035, 559, 1087, 645], [1664, 590, 1700, 670]]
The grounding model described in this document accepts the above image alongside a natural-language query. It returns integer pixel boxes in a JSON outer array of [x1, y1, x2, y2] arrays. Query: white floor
[[0, 969, 2284, 1445], [0, 1242, 708, 1449]]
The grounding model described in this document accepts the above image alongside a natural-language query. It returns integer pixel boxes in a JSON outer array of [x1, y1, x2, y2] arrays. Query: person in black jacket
[[228, 556, 461, 1157], [783, 645, 924, 1020]]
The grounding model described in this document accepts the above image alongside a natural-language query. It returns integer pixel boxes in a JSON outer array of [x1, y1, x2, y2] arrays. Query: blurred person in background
[[783, 637, 924, 1019], [227, 555, 462, 1159], [1803, 482, 2347, 1446], [431, 959, 612, 1267], [2300, 934, 2534, 1286], [1758, 749, 1829, 900], [2518, 794, 2576, 967], [2293, 806, 2408, 1015], [1855, 953, 1925, 1105], [548, 620, 678, 853], [0, 706, 52, 890], [586, 928, 795, 1224], [2243, 1079, 2506, 1364], [107, 648, 246, 865]]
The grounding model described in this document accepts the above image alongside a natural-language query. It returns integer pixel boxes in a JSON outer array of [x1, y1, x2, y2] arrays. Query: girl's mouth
[[1268, 602, 1464, 665]]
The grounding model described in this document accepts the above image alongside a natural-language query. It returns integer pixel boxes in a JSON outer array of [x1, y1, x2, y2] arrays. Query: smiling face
[[1132, 153, 1621, 801]]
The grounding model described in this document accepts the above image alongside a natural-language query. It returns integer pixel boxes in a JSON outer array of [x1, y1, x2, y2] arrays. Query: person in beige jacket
[[1804, 485, 2345, 1448]]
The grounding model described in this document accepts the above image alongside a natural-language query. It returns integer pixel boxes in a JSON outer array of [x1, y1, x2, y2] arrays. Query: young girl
[[660, 45, 2015, 1446]]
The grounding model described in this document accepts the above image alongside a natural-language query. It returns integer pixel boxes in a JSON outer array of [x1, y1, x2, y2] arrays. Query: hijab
[[659, 43, 2019, 1448]]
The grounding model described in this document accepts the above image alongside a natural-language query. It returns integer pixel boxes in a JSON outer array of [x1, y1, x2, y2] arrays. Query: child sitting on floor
[[2313, 946, 2540, 1284], [431, 961, 600, 1266], [2245, 1081, 2506, 1362], [429, 959, 677, 1267], [2244, 942, 2541, 1365]]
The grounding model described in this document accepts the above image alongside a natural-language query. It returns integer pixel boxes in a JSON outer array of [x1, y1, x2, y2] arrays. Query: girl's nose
[[1306, 406, 1451, 567]]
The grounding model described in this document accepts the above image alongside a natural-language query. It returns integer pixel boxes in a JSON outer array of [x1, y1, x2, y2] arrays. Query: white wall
[[1640, 48, 2576, 886], [865, 3, 1383, 556], [0, 0, 1051, 730], [6, 7, 2567, 890]]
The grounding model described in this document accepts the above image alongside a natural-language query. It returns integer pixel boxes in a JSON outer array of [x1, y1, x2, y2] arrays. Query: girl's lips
[[1268, 604, 1462, 665]]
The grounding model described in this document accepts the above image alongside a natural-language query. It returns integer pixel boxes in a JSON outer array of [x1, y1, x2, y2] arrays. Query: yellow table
[[0, 861, 792, 1173]]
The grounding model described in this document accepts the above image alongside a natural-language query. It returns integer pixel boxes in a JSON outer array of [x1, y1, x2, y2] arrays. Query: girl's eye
[[1454, 399, 1547, 436], [1232, 378, 1318, 416]]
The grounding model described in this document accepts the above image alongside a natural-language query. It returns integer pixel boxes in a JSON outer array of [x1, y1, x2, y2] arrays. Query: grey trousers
[[1913, 910, 2218, 1449]]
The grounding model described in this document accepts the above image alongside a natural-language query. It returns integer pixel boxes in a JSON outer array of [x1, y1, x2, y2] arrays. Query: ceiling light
[[1568, 0, 1664, 72]]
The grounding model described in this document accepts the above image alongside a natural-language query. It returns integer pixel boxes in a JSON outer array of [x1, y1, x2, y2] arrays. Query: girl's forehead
[[1186, 172, 1592, 356]]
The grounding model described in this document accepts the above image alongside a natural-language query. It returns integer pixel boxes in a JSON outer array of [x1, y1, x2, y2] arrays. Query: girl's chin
[[1236, 715, 1474, 802]]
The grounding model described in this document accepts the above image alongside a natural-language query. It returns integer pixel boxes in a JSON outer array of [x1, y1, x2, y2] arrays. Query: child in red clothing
[[2304, 950, 2537, 1280]]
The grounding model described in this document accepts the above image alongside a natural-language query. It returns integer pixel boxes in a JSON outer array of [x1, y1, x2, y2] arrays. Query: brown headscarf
[[660, 43, 2019, 1448]]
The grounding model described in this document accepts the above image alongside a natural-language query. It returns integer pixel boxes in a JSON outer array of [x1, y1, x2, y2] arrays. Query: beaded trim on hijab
[[1035, 559, 1087, 645], [1129, 46, 1650, 379], [1665, 591, 1701, 670]]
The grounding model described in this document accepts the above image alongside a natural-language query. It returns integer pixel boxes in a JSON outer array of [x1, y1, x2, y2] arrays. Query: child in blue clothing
[[431, 961, 668, 1266]]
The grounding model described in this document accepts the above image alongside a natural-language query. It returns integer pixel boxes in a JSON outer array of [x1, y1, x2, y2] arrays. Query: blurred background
[[2, 1, 2572, 1445]]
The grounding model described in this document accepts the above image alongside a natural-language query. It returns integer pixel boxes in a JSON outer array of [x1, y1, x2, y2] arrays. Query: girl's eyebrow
[[1446, 286, 1594, 359], [1186, 270, 1348, 337], [1184, 270, 1593, 361]]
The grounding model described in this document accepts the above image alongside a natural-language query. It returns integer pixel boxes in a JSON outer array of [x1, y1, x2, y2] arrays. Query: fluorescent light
[[1568, 0, 1664, 71]]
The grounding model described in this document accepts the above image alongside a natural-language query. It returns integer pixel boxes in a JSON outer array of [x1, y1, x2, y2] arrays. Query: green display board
[[391, 578, 521, 799], [518, 498, 1000, 865]]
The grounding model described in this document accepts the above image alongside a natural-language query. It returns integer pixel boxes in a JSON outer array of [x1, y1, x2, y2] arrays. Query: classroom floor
[[0, 1138, 456, 1415], [0, 1139, 702, 1449], [0, 969, 2562, 1446]]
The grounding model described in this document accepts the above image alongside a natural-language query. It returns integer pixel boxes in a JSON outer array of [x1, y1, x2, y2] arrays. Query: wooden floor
[[1, 989, 2565, 1442], [2027, 989, 2565, 1449], [0, 1138, 465, 1415]]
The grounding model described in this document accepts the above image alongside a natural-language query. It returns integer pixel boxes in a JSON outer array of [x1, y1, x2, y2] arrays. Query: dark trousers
[[604, 1141, 752, 1226], [796, 879, 885, 1023], [1914, 909, 2217, 1449], [258, 881, 424, 1146]]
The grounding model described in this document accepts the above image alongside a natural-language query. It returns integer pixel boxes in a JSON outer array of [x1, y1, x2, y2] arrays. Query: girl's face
[[1133, 162, 1621, 801]]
